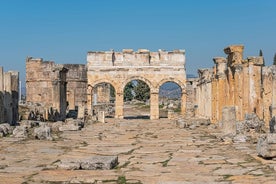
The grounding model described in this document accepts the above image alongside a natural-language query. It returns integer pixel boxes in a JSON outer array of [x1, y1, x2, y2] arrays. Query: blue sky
[[0, 0, 275, 84]]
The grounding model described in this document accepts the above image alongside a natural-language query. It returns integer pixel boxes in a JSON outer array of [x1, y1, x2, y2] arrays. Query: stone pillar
[[247, 57, 264, 119], [0, 67, 3, 92], [4, 72, 12, 123], [213, 57, 227, 122], [224, 45, 244, 108], [233, 65, 243, 121], [115, 92, 124, 119], [181, 90, 186, 115], [150, 92, 159, 120], [87, 86, 93, 115], [10, 71, 19, 124], [272, 69, 276, 117]]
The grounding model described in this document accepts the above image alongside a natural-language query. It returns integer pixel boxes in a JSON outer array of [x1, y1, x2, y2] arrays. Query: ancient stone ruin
[[193, 45, 275, 127], [0, 66, 19, 125]]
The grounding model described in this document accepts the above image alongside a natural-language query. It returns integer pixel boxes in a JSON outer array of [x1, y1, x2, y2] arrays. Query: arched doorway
[[92, 82, 116, 118], [123, 79, 150, 119], [159, 82, 182, 118]]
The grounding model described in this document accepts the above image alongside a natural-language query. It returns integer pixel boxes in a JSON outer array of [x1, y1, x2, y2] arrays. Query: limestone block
[[13, 126, 28, 138], [257, 134, 276, 158], [80, 156, 118, 170], [221, 106, 236, 135], [33, 124, 52, 140], [269, 116, 276, 133], [0, 123, 13, 137]]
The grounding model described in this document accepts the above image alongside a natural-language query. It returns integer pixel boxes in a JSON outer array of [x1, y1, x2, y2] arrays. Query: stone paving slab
[[0, 118, 276, 183]]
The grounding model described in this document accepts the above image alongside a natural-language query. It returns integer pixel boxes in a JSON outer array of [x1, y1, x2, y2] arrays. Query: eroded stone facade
[[194, 45, 276, 126], [25, 58, 87, 121], [0, 67, 19, 124], [87, 49, 187, 119]]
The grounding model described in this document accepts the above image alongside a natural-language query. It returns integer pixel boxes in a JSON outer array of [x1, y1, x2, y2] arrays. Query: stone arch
[[121, 76, 155, 93], [90, 79, 117, 90], [157, 78, 186, 92], [158, 78, 186, 115]]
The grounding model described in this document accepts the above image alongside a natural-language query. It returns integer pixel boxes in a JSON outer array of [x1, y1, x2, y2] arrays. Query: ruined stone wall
[[26, 57, 68, 120], [64, 64, 87, 110], [0, 66, 19, 124], [195, 45, 269, 125], [186, 77, 198, 117], [87, 49, 186, 119]]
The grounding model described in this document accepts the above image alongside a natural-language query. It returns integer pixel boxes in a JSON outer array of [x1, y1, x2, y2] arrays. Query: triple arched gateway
[[86, 49, 186, 119]]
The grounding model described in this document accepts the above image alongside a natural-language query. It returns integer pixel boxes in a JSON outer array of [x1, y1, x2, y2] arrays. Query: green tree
[[124, 82, 134, 101], [133, 80, 150, 102], [274, 53, 276, 65], [259, 49, 263, 56], [259, 49, 265, 66]]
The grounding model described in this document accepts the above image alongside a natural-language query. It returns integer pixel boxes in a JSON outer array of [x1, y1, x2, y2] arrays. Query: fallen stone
[[80, 155, 118, 170], [19, 120, 40, 128], [233, 134, 248, 143], [59, 119, 84, 131], [57, 159, 81, 170], [33, 124, 52, 140], [49, 121, 63, 132], [57, 156, 118, 170], [257, 134, 276, 158], [13, 126, 28, 138], [0, 123, 13, 137]]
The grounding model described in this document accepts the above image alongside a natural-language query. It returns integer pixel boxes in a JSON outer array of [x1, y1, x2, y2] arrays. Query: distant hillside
[[159, 82, 181, 98]]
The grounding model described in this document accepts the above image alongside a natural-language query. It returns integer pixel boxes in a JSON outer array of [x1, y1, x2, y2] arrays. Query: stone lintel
[[26, 57, 43, 63], [213, 57, 227, 64], [138, 49, 150, 53], [247, 56, 264, 66], [224, 45, 244, 55], [122, 49, 134, 53]]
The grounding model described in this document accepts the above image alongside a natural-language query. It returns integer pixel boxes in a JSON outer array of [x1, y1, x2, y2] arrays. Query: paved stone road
[[0, 118, 276, 183]]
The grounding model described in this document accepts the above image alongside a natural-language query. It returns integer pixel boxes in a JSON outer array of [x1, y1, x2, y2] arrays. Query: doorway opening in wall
[[92, 82, 116, 118], [159, 82, 182, 118], [123, 80, 150, 119]]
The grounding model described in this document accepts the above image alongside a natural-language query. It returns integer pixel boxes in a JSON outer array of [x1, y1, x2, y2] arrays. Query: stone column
[[4, 72, 12, 123], [233, 65, 243, 121], [86, 85, 93, 115], [213, 57, 227, 122], [271, 68, 276, 117], [0, 67, 3, 92], [247, 57, 264, 119], [181, 90, 186, 115], [224, 45, 244, 108], [150, 92, 159, 120], [115, 92, 124, 119]]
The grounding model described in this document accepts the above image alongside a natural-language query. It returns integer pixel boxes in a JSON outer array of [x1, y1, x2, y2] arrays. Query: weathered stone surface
[[19, 120, 40, 128], [257, 133, 276, 158], [57, 159, 81, 170], [0, 67, 19, 124], [13, 126, 28, 138], [59, 119, 84, 131], [57, 156, 118, 170], [33, 124, 52, 140], [269, 116, 276, 133], [87, 49, 186, 120], [49, 121, 63, 132], [220, 106, 236, 135], [80, 156, 118, 170], [0, 123, 13, 137]]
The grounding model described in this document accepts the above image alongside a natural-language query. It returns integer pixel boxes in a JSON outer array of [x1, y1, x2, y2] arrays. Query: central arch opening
[[159, 81, 182, 118], [123, 79, 150, 119]]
